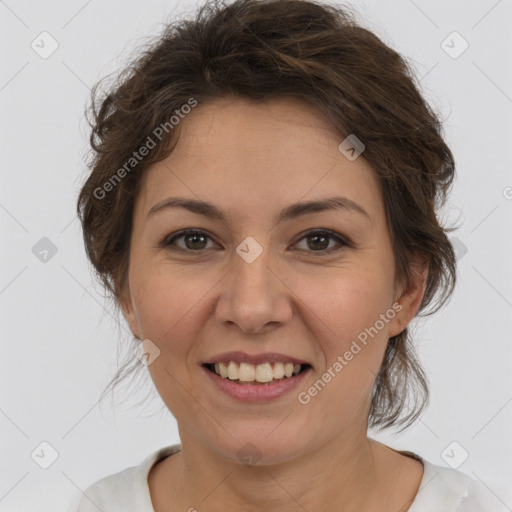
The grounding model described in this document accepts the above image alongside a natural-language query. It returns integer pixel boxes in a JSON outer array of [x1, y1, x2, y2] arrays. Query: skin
[[121, 96, 428, 511]]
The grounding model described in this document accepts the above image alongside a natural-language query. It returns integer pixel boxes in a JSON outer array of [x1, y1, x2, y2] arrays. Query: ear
[[387, 255, 429, 338], [119, 284, 141, 340]]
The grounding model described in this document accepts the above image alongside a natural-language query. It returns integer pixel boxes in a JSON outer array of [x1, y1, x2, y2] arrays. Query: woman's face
[[122, 96, 423, 464]]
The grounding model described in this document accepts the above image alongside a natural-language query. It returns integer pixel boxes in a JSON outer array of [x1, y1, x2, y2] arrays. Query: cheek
[[293, 274, 393, 425], [130, 267, 208, 356], [130, 269, 211, 412], [299, 266, 395, 344], [292, 266, 395, 412]]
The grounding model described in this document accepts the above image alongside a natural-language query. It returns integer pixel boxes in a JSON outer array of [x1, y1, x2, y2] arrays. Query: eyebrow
[[146, 195, 371, 224]]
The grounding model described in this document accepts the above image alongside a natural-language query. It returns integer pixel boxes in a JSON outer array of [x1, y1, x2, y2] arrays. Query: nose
[[215, 245, 293, 334]]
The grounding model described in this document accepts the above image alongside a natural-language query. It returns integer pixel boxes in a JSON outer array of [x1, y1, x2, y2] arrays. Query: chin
[[202, 428, 308, 467]]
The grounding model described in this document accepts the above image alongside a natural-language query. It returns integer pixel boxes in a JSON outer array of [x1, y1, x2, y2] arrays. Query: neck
[[153, 429, 389, 512]]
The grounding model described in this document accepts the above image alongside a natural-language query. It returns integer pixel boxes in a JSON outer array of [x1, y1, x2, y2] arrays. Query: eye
[[292, 229, 351, 255], [161, 228, 351, 255], [161, 229, 218, 252]]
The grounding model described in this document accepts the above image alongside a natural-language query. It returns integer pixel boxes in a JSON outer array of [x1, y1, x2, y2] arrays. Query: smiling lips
[[210, 361, 303, 383], [203, 351, 311, 385]]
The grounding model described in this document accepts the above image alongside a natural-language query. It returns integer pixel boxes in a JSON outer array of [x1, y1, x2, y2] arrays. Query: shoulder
[[77, 465, 140, 512], [409, 456, 509, 512], [456, 476, 512, 512], [76, 444, 181, 512]]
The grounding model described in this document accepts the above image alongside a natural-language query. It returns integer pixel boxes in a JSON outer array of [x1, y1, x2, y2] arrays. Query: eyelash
[[160, 228, 352, 256]]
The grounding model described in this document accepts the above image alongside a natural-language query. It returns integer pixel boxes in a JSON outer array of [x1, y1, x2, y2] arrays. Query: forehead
[[178, 95, 337, 143], [136, 96, 381, 221]]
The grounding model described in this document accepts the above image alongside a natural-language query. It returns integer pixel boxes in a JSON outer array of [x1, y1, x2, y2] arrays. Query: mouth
[[202, 361, 312, 384]]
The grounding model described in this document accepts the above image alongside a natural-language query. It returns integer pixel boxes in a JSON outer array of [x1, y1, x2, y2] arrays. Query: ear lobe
[[388, 257, 429, 338]]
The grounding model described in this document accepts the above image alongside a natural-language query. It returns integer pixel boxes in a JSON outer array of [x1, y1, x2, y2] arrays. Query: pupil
[[309, 234, 328, 250], [187, 233, 206, 250]]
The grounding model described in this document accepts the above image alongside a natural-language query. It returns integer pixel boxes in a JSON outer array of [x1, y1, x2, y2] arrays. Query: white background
[[1, 0, 511, 510]]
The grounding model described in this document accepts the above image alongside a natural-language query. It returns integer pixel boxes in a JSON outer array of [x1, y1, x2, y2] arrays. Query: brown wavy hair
[[77, 0, 458, 432]]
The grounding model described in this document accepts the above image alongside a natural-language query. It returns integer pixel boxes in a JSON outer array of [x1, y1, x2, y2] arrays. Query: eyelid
[[160, 228, 352, 254], [290, 228, 352, 251], [160, 228, 220, 251]]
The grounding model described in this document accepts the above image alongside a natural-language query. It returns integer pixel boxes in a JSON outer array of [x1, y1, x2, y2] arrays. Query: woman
[[76, 0, 495, 509]]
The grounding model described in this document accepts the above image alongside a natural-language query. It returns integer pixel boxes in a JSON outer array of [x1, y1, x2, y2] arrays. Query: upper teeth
[[213, 361, 302, 382]]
